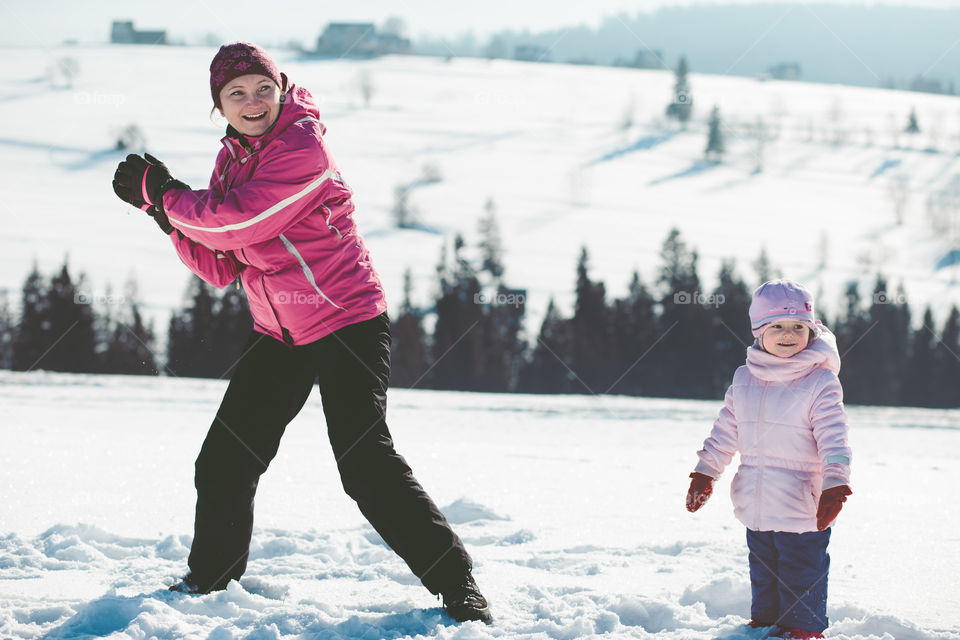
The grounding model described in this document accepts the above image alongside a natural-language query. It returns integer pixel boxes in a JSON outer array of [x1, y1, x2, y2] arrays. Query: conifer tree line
[[1, 260, 251, 379], [4, 228, 959, 408]]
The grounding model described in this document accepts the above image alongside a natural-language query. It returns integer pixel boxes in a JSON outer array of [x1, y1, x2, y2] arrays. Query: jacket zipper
[[754, 381, 770, 530]]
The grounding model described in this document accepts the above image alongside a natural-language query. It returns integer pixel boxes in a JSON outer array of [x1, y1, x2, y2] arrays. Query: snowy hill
[[0, 370, 958, 638], [2, 45, 960, 336]]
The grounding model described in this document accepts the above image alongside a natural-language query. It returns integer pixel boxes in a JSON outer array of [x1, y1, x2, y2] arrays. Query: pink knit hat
[[749, 279, 820, 338], [210, 42, 282, 108]]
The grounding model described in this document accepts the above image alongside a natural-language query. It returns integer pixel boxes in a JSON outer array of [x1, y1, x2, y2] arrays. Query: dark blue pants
[[187, 313, 472, 594], [746, 529, 831, 633]]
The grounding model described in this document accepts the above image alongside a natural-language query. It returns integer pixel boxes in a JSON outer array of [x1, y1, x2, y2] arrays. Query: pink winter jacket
[[694, 328, 852, 533], [162, 83, 387, 345]]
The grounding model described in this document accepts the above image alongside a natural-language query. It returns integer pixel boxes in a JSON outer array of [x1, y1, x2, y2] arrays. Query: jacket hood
[[746, 322, 841, 382]]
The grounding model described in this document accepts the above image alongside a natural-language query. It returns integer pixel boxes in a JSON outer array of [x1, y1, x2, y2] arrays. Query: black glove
[[146, 205, 175, 235], [112, 153, 186, 210]]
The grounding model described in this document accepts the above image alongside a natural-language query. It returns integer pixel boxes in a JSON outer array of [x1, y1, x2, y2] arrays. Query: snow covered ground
[[3, 46, 960, 335], [1, 370, 958, 639]]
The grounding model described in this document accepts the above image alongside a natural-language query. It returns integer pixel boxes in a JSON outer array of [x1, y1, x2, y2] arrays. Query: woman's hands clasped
[[112, 153, 185, 234]]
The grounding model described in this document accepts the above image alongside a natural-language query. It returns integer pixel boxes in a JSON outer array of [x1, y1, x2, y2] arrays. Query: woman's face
[[218, 74, 282, 137]]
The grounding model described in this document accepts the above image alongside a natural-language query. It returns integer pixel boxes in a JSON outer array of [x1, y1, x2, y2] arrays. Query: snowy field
[[2, 46, 960, 333], [0, 370, 958, 639]]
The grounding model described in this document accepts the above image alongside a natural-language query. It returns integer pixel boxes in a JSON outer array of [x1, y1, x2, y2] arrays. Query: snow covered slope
[[2, 46, 960, 332], [1, 371, 957, 639]]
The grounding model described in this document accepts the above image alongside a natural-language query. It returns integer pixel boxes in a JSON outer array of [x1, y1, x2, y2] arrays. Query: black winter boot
[[168, 574, 205, 594], [441, 573, 492, 624]]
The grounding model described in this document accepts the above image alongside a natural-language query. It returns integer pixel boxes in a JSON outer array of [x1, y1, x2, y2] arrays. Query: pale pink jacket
[[161, 82, 387, 345], [694, 328, 852, 533]]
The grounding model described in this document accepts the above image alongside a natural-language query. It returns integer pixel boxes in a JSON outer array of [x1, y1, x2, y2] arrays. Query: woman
[[111, 42, 490, 624]]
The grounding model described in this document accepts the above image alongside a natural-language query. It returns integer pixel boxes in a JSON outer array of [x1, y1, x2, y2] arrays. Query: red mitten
[[686, 472, 714, 513], [816, 485, 852, 530]]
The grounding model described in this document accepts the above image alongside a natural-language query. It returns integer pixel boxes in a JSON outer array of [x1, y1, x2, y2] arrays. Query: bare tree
[[115, 124, 146, 151], [48, 56, 80, 89], [392, 184, 418, 228], [356, 71, 375, 107], [887, 173, 910, 225], [817, 232, 830, 270], [382, 16, 408, 38], [826, 97, 847, 146], [421, 162, 443, 184], [751, 115, 770, 174], [926, 175, 960, 274]]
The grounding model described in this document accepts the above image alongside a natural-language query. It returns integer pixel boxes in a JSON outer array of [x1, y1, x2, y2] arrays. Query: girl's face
[[218, 74, 282, 137], [761, 322, 811, 358]]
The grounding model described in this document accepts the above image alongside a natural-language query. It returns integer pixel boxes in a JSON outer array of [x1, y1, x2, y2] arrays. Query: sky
[[2, 0, 960, 48]]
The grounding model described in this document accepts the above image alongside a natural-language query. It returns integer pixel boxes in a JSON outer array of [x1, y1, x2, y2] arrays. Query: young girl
[[685, 279, 852, 639], [111, 42, 491, 624]]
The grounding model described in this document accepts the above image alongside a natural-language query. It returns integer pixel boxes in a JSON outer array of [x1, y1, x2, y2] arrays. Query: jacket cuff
[[822, 476, 848, 491], [693, 460, 720, 479]]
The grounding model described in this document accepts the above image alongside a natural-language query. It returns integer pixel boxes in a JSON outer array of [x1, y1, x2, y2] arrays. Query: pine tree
[[520, 298, 573, 393], [569, 247, 610, 393], [711, 260, 751, 396], [905, 107, 920, 134], [211, 285, 251, 378], [12, 263, 48, 371], [490, 284, 527, 392], [752, 247, 776, 287], [931, 306, 960, 407], [902, 308, 938, 407], [478, 198, 505, 283], [834, 281, 873, 404], [608, 271, 657, 396], [390, 269, 430, 388], [665, 56, 693, 125], [654, 229, 713, 398], [858, 277, 911, 405], [0, 293, 13, 369], [102, 279, 159, 375], [167, 276, 219, 378], [705, 105, 725, 161], [428, 235, 484, 390], [40, 261, 98, 372]]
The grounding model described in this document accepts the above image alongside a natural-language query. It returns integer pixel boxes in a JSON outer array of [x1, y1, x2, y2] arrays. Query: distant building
[[315, 23, 410, 58], [110, 20, 167, 45], [767, 62, 802, 81], [514, 45, 551, 63], [378, 32, 412, 55]]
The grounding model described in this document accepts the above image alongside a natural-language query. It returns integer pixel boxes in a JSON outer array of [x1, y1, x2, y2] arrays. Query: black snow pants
[[186, 313, 472, 594]]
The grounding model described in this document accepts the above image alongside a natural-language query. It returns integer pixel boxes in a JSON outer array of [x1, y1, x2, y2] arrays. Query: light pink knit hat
[[749, 279, 820, 338]]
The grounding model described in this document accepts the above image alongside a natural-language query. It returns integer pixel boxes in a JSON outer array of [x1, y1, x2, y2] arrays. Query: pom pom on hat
[[210, 42, 282, 108], [749, 279, 820, 339]]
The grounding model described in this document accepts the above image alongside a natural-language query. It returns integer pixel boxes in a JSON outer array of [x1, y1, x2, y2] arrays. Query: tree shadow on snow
[[586, 130, 680, 166], [648, 159, 721, 186]]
